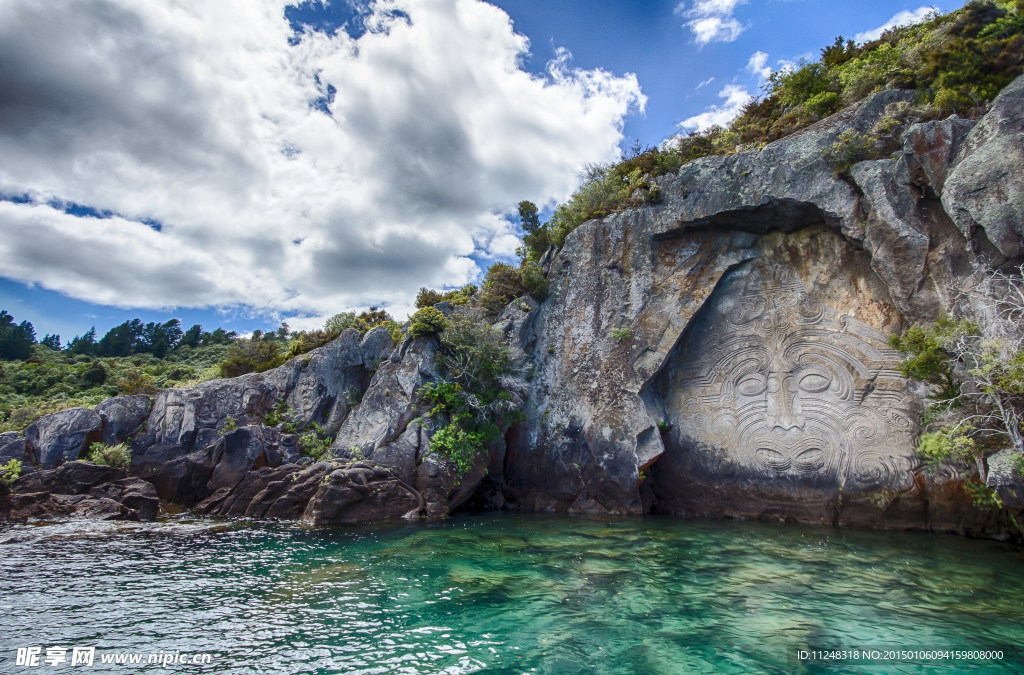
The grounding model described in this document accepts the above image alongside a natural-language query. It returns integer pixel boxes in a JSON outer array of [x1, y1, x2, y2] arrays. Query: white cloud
[[746, 51, 771, 80], [854, 6, 937, 43], [0, 0, 644, 321], [696, 76, 716, 89], [675, 0, 748, 46], [677, 84, 753, 132]]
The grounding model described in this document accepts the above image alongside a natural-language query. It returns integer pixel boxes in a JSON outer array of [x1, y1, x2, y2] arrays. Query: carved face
[[666, 264, 917, 489]]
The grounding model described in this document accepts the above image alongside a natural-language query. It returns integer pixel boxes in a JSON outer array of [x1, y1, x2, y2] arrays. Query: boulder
[[96, 396, 152, 446], [89, 478, 160, 521], [12, 461, 125, 495], [24, 408, 103, 467], [0, 433, 29, 463], [0, 492, 135, 521]]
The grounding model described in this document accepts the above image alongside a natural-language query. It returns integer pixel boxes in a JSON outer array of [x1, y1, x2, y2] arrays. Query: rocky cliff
[[3, 75, 1023, 537]]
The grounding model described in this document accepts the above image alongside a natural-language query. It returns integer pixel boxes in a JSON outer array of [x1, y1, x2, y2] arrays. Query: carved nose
[[766, 373, 804, 431]]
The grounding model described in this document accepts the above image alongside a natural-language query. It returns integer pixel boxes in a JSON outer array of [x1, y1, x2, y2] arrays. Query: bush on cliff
[[418, 313, 525, 477], [415, 284, 478, 309], [478, 261, 548, 316], [0, 459, 22, 488], [408, 307, 449, 339], [891, 265, 1024, 499]]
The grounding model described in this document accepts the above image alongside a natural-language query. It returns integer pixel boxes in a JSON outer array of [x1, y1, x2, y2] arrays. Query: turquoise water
[[1, 515, 1022, 674]]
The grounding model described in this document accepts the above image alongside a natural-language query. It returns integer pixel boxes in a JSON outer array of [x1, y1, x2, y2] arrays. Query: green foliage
[[324, 306, 396, 336], [418, 313, 524, 478], [85, 442, 131, 469], [218, 416, 238, 436], [824, 129, 883, 174], [298, 422, 333, 461], [962, 479, 1005, 509], [408, 307, 449, 339], [217, 337, 285, 378], [916, 425, 980, 465], [610, 327, 632, 342], [0, 310, 36, 361], [115, 368, 159, 395], [0, 459, 22, 487], [419, 381, 502, 477], [518, 200, 541, 233], [415, 284, 478, 309], [1014, 452, 1024, 477], [479, 261, 548, 315], [81, 361, 108, 386], [889, 315, 976, 401]]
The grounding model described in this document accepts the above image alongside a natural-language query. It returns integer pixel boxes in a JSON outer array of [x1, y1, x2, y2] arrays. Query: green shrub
[[218, 416, 239, 436], [115, 369, 159, 395], [81, 362, 108, 386], [0, 459, 22, 487], [824, 129, 880, 174], [298, 422, 333, 461], [217, 338, 284, 377], [479, 261, 549, 315], [418, 313, 525, 478], [408, 307, 449, 338], [415, 284, 479, 309], [85, 442, 131, 469], [419, 381, 502, 477], [611, 327, 632, 342]]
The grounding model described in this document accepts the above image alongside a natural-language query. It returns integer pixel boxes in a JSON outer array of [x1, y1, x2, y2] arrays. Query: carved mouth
[[751, 435, 831, 474]]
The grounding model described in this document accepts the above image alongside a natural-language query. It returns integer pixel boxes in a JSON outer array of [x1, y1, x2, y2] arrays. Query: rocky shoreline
[[3, 75, 1024, 540]]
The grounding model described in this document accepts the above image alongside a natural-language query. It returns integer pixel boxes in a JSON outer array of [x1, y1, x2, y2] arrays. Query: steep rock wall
[[497, 77, 1024, 534]]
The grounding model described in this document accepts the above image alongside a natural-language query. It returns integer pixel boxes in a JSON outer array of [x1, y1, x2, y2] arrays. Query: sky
[[0, 0, 965, 342]]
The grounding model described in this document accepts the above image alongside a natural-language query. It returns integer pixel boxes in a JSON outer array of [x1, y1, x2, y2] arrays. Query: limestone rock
[[135, 373, 279, 463]]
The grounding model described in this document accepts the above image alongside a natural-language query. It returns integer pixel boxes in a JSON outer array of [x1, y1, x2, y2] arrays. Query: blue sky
[[0, 0, 963, 343]]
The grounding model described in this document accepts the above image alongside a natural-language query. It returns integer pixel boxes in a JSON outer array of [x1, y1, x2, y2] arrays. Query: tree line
[[0, 310, 241, 362]]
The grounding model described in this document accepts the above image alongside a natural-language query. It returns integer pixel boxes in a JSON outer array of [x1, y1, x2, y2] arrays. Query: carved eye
[[755, 447, 789, 471], [793, 448, 825, 471], [798, 372, 831, 393], [736, 373, 767, 396]]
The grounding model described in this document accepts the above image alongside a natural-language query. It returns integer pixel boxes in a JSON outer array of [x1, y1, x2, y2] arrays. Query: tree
[[67, 327, 98, 356], [891, 263, 1024, 482], [0, 312, 36, 361], [98, 319, 144, 357], [40, 334, 61, 351], [141, 319, 182, 357], [518, 200, 540, 234], [181, 324, 202, 348]]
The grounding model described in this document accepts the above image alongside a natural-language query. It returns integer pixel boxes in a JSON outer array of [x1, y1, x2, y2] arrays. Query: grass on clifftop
[[520, 0, 1024, 262]]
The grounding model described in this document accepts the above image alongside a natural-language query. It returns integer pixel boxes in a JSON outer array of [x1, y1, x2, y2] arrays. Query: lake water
[[1, 514, 1022, 674]]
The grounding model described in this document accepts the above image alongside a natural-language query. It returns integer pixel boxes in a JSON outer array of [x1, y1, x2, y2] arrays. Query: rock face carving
[[654, 254, 919, 512]]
